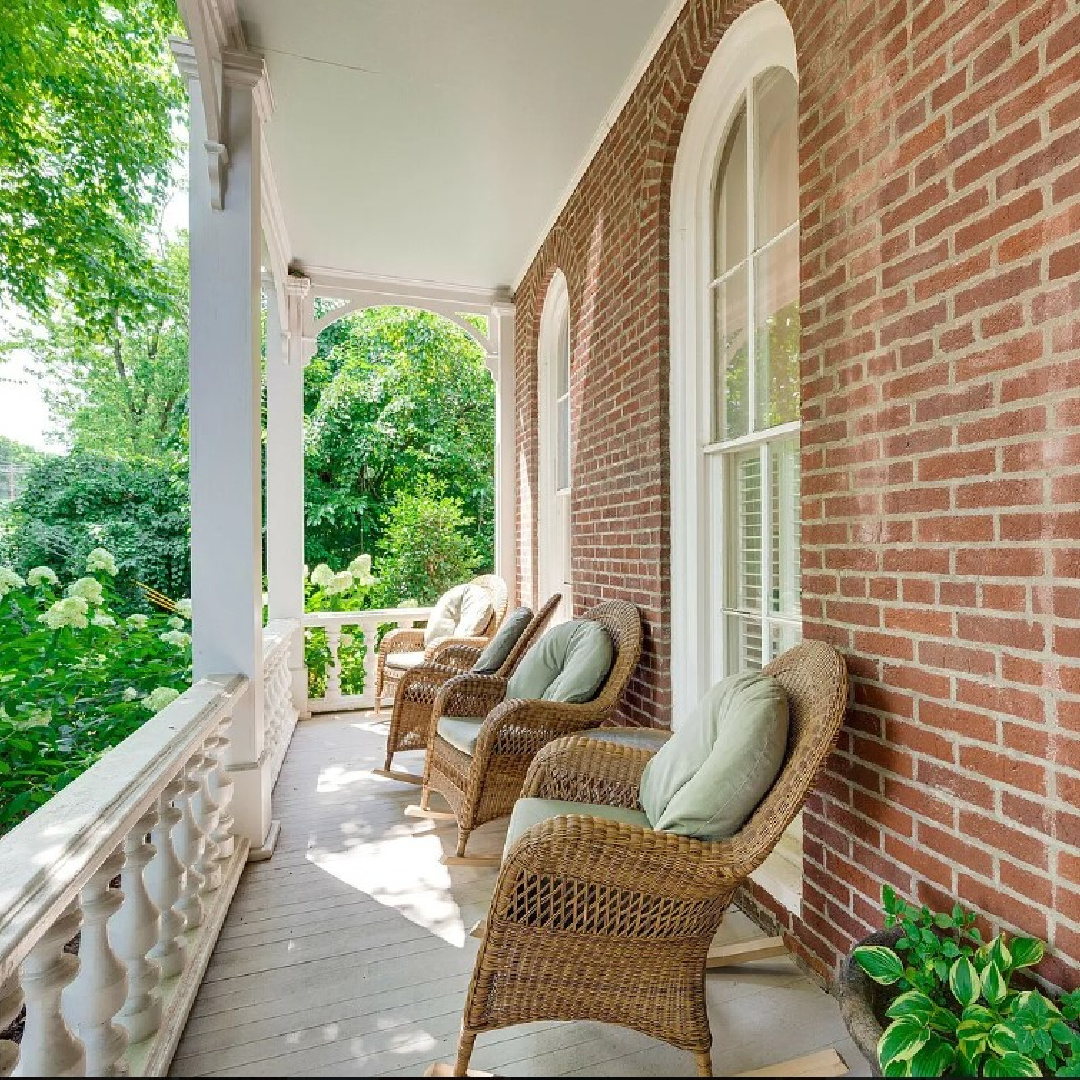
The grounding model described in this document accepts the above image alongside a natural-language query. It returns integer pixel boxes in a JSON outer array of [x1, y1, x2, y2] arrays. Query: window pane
[[556, 314, 570, 398], [557, 395, 570, 491], [729, 449, 763, 614], [713, 101, 748, 276], [769, 620, 800, 659], [770, 437, 801, 617], [726, 614, 763, 672], [754, 227, 800, 429], [713, 266, 750, 440], [754, 68, 799, 246]]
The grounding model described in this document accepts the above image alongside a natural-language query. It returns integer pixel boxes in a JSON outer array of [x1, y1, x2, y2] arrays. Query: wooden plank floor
[[170, 713, 873, 1077]]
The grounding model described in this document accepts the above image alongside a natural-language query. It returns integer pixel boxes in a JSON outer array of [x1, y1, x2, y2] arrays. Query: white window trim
[[538, 270, 572, 618], [669, 0, 798, 722]]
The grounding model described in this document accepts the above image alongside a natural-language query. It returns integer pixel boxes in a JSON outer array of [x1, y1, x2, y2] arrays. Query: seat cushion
[[423, 583, 494, 647], [386, 650, 426, 671], [472, 606, 532, 675], [506, 619, 614, 704], [640, 672, 789, 840], [582, 726, 672, 751], [504, 797, 650, 860], [436, 716, 484, 757]]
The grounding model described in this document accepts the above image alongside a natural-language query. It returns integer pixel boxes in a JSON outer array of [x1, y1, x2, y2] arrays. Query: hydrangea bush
[[0, 549, 191, 834]]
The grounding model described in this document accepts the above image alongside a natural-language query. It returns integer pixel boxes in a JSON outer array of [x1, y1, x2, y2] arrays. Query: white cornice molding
[[511, 0, 686, 293], [297, 264, 512, 314]]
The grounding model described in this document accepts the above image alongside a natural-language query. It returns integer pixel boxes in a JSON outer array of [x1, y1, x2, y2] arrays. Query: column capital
[[284, 274, 312, 300]]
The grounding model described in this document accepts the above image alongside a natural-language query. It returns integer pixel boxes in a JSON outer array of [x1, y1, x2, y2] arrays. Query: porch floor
[[170, 713, 873, 1077]]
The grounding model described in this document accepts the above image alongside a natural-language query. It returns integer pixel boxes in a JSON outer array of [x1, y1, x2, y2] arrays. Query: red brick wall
[[513, 0, 1080, 988]]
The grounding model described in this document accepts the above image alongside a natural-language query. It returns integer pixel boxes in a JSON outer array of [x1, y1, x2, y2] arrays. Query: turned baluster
[[111, 809, 161, 1044], [146, 779, 187, 980], [0, 972, 24, 1077], [210, 713, 235, 861], [62, 850, 128, 1075], [192, 739, 222, 894], [171, 761, 206, 931], [15, 899, 83, 1077], [362, 619, 380, 706], [325, 625, 342, 701]]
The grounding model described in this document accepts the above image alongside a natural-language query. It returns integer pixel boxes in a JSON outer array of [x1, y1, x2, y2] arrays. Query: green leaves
[[950, 958, 982, 1008], [855, 945, 906, 985], [983, 1053, 1041, 1077], [879, 1018, 930, 1069], [1009, 938, 1045, 970]]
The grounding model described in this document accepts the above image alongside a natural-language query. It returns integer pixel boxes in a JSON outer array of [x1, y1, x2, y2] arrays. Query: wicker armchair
[[450, 640, 848, 1077], [418, 599, 643, 861], [373, 574, 508, 714], [378, 594, 562, 782]]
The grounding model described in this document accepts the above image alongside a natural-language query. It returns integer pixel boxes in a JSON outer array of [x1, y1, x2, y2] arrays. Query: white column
[[266, 275, 311, 716], [174, 41, 273, 850], [490, 306, 517, 603]]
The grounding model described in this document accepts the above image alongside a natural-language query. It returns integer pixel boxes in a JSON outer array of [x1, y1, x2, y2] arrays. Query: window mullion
[[746, 77, 757, 440], [760, 439, 773, 664]]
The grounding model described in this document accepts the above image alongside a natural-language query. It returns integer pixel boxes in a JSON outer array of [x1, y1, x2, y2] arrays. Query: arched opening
[[669, 0, 803, 912], [537, 271, 573, 623]]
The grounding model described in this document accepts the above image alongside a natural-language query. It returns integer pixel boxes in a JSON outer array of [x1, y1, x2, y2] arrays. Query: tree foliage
[[0, 0, 184, 328], [1, 451, 190, 606], [12, 238, 189, 458], [304, 307, 495, 569]]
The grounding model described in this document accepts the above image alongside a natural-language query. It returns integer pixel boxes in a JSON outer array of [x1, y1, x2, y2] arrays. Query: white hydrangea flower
[[122, 687, 140, 701], [324, 570, 354, 596], [92, 611, 117, 628], [27, 566, 59, 588], [68, 577, 104, 605], [86, 548, 119, 575], [0, 567, 26, 599], [144, 686, 181, 712], [175, 598, 192, 619], [347, 554, 375, 585], [159, 629, 192, 649], [126, 613, 149, 629], [39, 596, 90, 630], [310, 563, 335, 589], [168, 616, 186, 630]]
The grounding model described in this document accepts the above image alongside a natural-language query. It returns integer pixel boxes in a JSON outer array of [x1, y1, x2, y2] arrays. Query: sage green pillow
[[640, 672, 789, 840], [506, 619, 614, 704], [472, 607, 532, 675]]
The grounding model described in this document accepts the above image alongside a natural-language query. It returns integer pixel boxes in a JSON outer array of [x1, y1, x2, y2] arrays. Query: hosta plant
[[854, 887, 1080, 1077], [0, 551, 191, 835]]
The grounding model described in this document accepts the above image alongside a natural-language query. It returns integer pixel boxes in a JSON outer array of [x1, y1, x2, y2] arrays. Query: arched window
[[669, 2, 802, 912], [538, 271, 572, 621]]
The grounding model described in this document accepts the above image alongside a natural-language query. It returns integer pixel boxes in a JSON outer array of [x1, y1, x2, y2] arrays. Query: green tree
[[13, 238, 189, 460], [1, 451, 190, 606], [0, 0, 183, 329], [304, 307, 495, 568], [373, 487, 482, 605]]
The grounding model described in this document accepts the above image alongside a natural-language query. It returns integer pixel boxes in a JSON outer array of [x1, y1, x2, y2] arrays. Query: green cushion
[[640, 672, 789, 840], [506, 619, 614, 704], [582, 726, 672, 752], [503, 797, 650, 860], [472, 606, 532, 675], [436, 716, 484, 757]]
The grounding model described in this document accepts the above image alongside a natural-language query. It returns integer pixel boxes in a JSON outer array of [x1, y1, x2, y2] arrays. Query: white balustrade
[[62, 851, 128, 1075], [304, 607, 433, 714], [0, 675, 249, 1077], [262, 620, 299, 786]]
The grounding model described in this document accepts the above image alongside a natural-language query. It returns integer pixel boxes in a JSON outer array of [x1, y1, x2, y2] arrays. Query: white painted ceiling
[[236, 0, 674, 292]]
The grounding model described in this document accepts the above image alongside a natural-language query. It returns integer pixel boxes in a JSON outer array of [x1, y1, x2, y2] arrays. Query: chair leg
[[383, 748, 394, 772], [455, 827, 471, 858], [454, 1030, 476, 1076], [695, 1050, 713, 1076], [420, 786, 432, 811]]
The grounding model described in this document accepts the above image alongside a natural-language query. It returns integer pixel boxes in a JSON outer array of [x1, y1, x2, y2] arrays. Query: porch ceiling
[[235, 0, 675, 293]]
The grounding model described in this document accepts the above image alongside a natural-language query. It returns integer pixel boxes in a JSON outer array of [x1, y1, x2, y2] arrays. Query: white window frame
[[538, 270, 573, 621], [669, 1, 803, 914]]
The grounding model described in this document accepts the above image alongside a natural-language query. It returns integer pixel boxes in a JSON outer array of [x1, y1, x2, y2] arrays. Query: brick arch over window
[[513, 0, 1080, 988]]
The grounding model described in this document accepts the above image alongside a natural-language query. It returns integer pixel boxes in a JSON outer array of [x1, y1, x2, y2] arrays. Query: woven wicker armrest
[[521, 735, 653, 809], [425, 639, 486, 670], [497, 813, 745, 914], [379, 627, 426, 656], [473, 698, 603, 764], [396, 663, 463, 703], [432, 672, 508, 719]]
